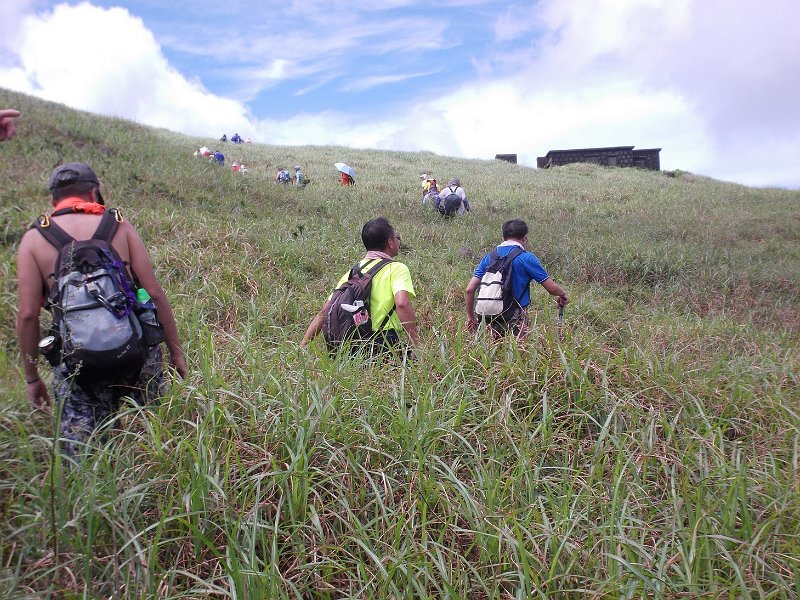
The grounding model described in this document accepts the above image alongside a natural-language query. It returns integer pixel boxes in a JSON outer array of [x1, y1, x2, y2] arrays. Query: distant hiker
[[436, 177, 470, 216], [423, 177, 438, 195], [231, 162, 240, 172], [16, 162, 186, 457], [294, 165, 305, 188], [276, 168, 292, 184], [422, 176, 439, 204], [220, 134, 227, 142], [301, 217, 419, 356], [0, 108, 21, 141], [239, 164, 249, 173], [335, 163, 356, 186], [465, 219, 568, 340], [231, 133, 243, 144], [245, 137, 252, 144], [214, 150, 225, 165]]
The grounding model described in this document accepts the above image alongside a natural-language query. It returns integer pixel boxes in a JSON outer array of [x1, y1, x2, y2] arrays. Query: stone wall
[[631, 148, 660, 170], [537, 146, 661, 170]]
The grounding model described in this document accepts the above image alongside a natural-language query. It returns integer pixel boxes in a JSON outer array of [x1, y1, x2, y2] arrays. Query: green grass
[[1, 87, 798, 598]]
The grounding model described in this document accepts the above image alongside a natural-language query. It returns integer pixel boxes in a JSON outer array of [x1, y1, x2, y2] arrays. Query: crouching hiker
[[435, 177, 470, 217], [16, 163, 187, 458], [465, 219, 568, 340], [301, 217, 419, 357]]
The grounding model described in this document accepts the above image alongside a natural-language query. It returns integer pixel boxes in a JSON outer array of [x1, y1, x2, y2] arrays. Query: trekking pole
[[557, 305, 564, 342]]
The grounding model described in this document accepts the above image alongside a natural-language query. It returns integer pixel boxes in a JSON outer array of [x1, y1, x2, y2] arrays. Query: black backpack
[[474, 247, 525, 320], [322, 258, 395, 349], [440, 186, 462, 216], [32, 209, 149, 378]]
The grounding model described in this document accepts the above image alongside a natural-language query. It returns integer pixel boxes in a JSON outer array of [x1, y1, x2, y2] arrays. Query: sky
[[1, 0, 799, 188]]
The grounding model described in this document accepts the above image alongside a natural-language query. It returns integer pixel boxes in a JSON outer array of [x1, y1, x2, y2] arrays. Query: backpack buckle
[[38, 214, 51, 228], [113, 208, 124, 223]]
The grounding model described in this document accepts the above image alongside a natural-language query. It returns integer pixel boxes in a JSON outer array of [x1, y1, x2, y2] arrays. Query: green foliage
[[1, 88, 799, 597]]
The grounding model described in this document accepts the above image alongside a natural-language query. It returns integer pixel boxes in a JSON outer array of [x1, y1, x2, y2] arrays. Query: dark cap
[[48, 162, 100, 191]]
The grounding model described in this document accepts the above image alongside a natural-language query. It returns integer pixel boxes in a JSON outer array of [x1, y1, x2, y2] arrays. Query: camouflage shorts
[[53, 345, 166, 458]]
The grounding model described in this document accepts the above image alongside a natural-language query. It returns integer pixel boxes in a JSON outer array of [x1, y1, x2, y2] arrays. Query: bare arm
[[394, 290, 419, 348], [301, 300, 331, 348], [541, 278, 569, 307], [16, 233, 51, 407], [465, 276, 481, 332], [0, 108, 21, 141], [125, 224, 187, 378]]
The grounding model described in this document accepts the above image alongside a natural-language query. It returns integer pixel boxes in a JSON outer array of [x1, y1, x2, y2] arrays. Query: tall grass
[[1, 87, 798, 597]]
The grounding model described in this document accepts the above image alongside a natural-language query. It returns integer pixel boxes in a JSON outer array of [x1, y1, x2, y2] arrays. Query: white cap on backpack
[[340, 300, 364, 312]]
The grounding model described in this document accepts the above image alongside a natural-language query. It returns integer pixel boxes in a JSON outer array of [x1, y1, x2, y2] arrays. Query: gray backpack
[[33, 209, 148, 378]]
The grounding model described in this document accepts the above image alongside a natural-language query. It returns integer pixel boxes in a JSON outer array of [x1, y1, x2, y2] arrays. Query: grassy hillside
[[1, 87, 798, 598]]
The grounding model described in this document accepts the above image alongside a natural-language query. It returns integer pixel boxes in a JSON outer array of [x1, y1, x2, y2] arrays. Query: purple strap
[[99, 248, 137, 318]]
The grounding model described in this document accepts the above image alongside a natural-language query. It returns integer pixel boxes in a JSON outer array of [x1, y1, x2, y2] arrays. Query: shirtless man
[[17, 162, 186, 456]]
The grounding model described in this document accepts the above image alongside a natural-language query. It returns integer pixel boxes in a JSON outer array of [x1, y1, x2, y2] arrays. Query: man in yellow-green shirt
[[301, 217, 419, 354]]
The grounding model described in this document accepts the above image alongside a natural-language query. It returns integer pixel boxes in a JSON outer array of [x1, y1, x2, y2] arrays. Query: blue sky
[[2, 0, 799, 188]]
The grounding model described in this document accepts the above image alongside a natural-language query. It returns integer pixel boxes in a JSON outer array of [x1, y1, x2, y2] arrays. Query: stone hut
[[537, 146, 661, 170]]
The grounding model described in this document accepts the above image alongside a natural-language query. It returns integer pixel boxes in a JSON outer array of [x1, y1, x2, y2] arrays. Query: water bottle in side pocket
[[136, 288, 165, 347]]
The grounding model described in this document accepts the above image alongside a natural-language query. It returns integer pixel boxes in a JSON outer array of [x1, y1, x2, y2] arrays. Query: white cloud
[[245, 59, 291, 82], [1, 2, 254, 137], [506, 0, 800, 184], [492, 3, 542, 43], [342, 70, 439, 92]]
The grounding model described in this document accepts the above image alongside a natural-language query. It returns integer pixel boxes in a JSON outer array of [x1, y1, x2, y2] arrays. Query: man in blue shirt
[[465, 219, 569, 338]]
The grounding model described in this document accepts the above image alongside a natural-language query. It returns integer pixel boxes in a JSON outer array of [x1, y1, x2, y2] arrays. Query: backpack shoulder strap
[[92, 208, 123, 242], [365, 258, 392, 277], [506, 246, 524, 262], [93, 208, 141, 286], [375, 304, 397, 333], [351, 258, 392, 278], [30, 217, 74, 251], [30, 207, 124, 249], [367, 259, 396, 332]]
